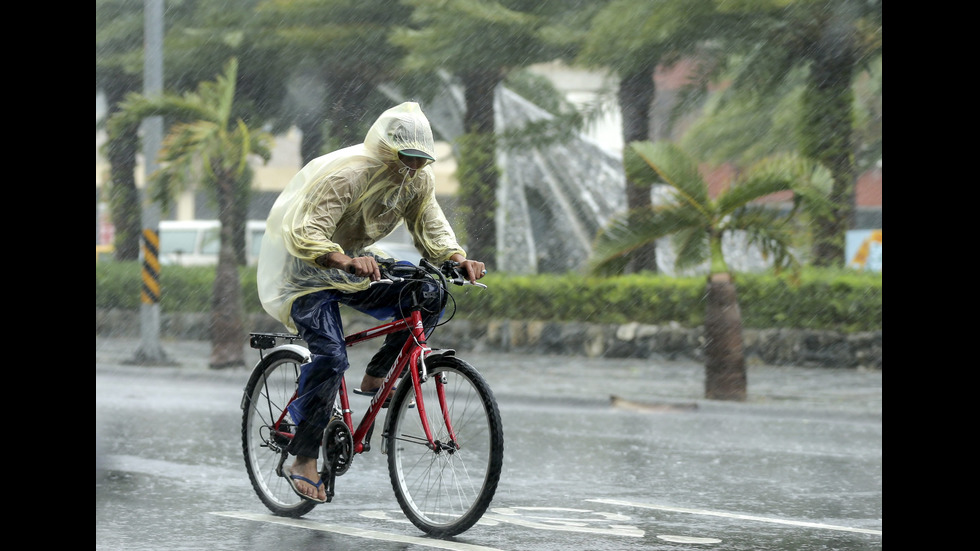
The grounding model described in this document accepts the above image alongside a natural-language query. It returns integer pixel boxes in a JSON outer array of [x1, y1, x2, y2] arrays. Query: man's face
[[398, 152, 430, 171]]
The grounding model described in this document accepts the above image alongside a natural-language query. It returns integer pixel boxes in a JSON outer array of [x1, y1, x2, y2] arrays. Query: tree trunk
[[801, 29, 858, 268], [298, 117, 324, 167], [296, 75, 372, 167], [209, 172, 246, 369], [229, 164, 255, 266], [618, 68, 658, 273], [459, 69, 503, 269], [703, 273, 746, 401], [104, 84, 142, 261], [329, 76, 373, 149]]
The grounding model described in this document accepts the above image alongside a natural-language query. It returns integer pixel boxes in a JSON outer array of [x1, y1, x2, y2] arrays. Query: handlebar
[[372, 258, 487, 289]]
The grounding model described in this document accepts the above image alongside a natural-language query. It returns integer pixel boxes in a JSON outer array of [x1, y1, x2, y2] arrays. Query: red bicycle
[[241, 259, 503, 537]]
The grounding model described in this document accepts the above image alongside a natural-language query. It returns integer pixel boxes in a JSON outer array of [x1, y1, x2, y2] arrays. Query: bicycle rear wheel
[[385, 355, 504, 537], [241, 349, 316, 517]]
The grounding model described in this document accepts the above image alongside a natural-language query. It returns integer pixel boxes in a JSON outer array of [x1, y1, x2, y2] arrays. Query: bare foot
[[361, 373, 414, 408], [360, 374, 384, 393], [288, 455, 326, 502]]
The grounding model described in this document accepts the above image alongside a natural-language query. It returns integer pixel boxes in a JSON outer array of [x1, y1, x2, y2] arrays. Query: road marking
[[362, 507, 643, 537], [210, 511, 505, 551], [483, 507, 643, 537], [587, 499, 882, 536], [658, 535, 723, 544]]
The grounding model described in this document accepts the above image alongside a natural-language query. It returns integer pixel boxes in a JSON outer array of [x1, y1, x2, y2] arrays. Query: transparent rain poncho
[[257, 102, 465, 331]]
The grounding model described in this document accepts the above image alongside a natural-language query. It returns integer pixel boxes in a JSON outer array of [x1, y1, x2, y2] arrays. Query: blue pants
[[286, 276, 446, 459]]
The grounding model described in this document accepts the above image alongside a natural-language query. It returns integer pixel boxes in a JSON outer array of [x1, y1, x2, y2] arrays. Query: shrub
[[96, 262, 882, 332]]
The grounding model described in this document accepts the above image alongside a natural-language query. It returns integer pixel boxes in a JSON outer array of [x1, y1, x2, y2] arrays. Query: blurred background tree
[[674, 0, 882, 267], [106, 59, 273, 368], [97, 0, 882, 282], [573, 0, 726, 274], [391, 0, 598, 269], [592, 141, 832, 399]]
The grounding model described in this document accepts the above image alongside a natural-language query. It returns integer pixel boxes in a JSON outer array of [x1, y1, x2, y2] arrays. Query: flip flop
[[285, 472, 327, 504]]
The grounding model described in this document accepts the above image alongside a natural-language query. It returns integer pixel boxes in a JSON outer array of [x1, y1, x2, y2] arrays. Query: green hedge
[[96, 261, 881, 332]]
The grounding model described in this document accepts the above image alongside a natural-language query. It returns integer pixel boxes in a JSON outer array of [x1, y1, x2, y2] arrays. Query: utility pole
[[131, 0, 172, 365]]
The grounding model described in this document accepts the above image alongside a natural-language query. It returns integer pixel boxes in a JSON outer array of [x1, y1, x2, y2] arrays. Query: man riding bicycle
[[257, 101, 486, 503]]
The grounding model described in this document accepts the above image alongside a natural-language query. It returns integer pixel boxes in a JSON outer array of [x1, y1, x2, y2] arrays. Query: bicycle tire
[[241, 349, 317, 517], [385, 355, 504, 537]]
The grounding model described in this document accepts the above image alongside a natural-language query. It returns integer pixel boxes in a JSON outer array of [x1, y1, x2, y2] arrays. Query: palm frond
[[590, 204, 704, 275], [629, 141, 710, 209], [232, 119, 252, 176], [623, 144, 663, 188], [195, 58, 238, 125], [160, 121, 220, 159], [592, 140, 825, 280], [671, 225, 710, 269], [591, 208, 660, 267], [716, 152, 831, 216], [728, 205, 801, 273]]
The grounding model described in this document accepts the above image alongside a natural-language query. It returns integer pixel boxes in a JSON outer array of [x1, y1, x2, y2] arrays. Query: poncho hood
[[364, 102, 437, 165]]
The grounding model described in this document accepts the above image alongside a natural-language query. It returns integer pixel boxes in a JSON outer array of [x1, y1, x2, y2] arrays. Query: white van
[[159, 220, 266, 267], [159, 220, 423, 267]]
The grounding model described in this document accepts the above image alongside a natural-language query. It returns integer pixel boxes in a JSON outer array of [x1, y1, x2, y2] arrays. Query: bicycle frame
[[271, 304, 454, 457], [340, 307, 444, 454]]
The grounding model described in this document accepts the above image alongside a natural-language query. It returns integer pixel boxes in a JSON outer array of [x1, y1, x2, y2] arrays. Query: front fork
[[381, 350, 459, 454]]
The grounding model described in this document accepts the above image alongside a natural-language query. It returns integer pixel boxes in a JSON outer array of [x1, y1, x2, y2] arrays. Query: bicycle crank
[[322, 418, 354, 476]]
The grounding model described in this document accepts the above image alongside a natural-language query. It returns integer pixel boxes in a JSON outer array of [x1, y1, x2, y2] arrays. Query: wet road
[[96, 336, 882, 550]]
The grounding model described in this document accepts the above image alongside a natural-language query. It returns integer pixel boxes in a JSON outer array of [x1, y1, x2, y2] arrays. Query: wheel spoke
[[242, 351, 316, 518], [387, 358, 503, 536]]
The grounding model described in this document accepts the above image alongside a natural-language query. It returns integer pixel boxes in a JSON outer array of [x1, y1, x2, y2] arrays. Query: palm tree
[[590, 141, 830, 400], [96, 0, 153, 261], [681, 0, 882, 267], [574, 0, 722, 273], [98, 0, 292, 262], [106, 58, 273, 369]]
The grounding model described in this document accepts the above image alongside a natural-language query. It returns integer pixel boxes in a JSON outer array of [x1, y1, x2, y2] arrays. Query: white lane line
[[587, 499, 882, 536], [482, 507, 643, 537], [210, 511, 505, 551]]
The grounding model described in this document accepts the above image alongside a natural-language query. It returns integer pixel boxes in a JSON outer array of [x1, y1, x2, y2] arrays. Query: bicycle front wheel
[[385, 354, 504, 537], [241, 349, 316, 518]]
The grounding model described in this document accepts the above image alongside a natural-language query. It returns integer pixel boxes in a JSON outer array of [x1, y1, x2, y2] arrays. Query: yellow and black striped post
[[131, 227, 172, 365], [141, 229, 162, 306]]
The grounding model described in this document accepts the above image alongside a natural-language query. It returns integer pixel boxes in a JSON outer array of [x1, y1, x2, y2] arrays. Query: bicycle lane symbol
[[361, 506, 644, 537]]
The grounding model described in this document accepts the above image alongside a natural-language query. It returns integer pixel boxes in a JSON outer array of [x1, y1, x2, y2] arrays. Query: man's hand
[[451, 254, 486, 284], [347, 255, 381, 281], [318, 252, 381, 281]]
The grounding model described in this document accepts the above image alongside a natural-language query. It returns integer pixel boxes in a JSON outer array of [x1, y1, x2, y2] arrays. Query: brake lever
[[449, 277, 487, 288]]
